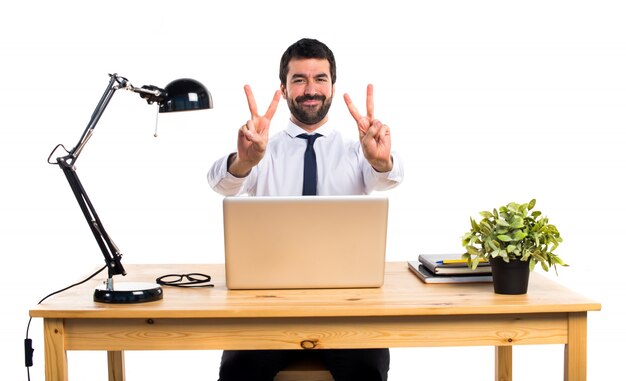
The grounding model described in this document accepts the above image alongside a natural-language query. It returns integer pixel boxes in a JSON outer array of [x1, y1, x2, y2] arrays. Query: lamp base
[[94, 282, 163, 303]]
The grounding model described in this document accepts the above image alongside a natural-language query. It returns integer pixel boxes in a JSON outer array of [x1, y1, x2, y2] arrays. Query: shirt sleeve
[[207, 154, 249, 196], [363, 151, 405, 193]]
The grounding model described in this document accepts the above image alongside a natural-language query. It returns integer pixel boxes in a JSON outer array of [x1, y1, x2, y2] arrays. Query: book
[[418, 254, 492, 275], [408, 261, 493, 284]]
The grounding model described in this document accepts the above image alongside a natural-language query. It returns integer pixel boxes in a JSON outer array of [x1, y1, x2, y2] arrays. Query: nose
[[304, 82, 316, 96]]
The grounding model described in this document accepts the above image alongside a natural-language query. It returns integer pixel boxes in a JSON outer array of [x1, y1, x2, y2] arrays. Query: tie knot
[[297, 133, 322, 146]]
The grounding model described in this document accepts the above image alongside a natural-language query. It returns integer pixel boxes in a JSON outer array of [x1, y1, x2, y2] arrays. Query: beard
[[286, 93, 333, 125]]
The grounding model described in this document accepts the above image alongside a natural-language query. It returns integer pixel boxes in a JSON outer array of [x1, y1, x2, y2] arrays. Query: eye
[[315, 75, 329, 82]]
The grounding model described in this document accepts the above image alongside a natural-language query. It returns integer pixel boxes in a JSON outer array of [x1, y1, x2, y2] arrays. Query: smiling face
[[281, 58, 335, 132]]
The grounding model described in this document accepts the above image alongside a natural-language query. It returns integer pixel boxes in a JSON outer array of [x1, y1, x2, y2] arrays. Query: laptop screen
[[222, 195, 389, 290]]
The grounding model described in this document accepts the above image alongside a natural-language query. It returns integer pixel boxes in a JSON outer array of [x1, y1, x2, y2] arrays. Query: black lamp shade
[[159, 78, 213, 113]]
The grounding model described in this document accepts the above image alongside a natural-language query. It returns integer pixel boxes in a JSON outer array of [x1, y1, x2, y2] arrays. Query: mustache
[[295, 94, 326, 103]]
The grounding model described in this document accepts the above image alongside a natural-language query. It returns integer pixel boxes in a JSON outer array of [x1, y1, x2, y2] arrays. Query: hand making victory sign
[[343, 84, 394, 173], [228, 85, 281, 177]]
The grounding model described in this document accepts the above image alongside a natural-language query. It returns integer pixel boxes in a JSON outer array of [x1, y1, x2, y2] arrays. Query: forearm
[[370, 156, 394, 173], [227, 152, 255, 178]]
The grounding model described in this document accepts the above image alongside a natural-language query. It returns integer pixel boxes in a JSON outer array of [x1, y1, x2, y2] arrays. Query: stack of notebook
[[408, 254, 493, 283]]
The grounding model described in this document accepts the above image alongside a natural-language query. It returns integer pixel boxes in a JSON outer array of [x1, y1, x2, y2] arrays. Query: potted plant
[[461, 199, 567, 294]]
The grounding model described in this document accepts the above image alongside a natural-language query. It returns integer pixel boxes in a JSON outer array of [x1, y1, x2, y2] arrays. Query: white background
[[1, 1, 624, 380]]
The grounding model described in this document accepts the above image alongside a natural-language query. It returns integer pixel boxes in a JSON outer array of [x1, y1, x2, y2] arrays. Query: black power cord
[[25, 264, 106, 380]]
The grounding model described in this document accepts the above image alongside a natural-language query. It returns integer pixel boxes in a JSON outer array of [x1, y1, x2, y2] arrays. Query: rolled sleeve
[[207, 154, 248, 196]]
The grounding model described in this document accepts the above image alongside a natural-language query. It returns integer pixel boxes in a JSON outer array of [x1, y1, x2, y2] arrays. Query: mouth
[[300, 99, 321, 107], [296, 95, 325, 108]]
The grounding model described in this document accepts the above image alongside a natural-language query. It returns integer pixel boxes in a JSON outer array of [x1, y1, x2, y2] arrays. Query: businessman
[[208, 38, 403, 381]]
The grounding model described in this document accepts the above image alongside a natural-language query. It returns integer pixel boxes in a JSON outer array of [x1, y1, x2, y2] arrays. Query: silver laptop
[[222, 195, 389, 290]]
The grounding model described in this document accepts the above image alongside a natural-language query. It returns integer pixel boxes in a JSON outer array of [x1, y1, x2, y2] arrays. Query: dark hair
[[279, 38, 336, 86]]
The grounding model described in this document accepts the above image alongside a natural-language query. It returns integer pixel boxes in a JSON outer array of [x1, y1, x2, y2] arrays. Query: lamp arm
[[51, 73, 131, 282], [68, 74, 131, 162], [57, 156, 126, 279]]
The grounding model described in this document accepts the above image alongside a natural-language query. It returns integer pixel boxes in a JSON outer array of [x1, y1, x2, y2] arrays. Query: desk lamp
[[48, 73, 212, 303]]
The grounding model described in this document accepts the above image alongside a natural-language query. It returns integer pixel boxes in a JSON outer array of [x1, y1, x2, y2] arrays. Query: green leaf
[[479, 211, 493, 219], [510, 215, 524, 229], [487, 239, 500, 252], [497, 234, 512, 242], [519, 203, 529, 215], [479, 223, 492, 236], [471, 258, 482, 270], [466, 245, 480, 255], [470, 217, 480, 231], [496, 218, 510, 227], [512, 230, 528, 241], [495, 226, 509, 235], [528, 199, 536, 210], [507, 202, 520, 213], [553, 256, 567, 266]]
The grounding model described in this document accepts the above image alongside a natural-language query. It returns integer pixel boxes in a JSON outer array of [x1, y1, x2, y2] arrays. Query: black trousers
[[218, 348, 390, 381]]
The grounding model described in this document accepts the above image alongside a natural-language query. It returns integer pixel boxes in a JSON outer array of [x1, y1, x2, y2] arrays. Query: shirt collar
[[285, 120, 333, 138]]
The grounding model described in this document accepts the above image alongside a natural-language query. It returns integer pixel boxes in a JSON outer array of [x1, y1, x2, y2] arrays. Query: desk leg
[[495, 346, 512, 381], [43, 318, 68, 381], [565, 312, 587, 381], [108, 351, 126, 381]]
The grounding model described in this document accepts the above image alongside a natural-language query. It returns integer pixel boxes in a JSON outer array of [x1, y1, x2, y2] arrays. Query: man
[[208, 38, 403, 381]]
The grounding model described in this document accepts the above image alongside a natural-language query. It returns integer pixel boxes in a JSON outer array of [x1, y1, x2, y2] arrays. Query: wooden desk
[[30, 262, 600, 381]]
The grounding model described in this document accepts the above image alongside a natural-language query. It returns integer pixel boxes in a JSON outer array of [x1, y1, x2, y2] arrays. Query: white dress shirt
[[208, 120, 404, 196]]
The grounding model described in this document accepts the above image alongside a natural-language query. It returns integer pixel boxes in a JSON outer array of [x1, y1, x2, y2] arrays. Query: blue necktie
[[297, 133, 322, 196]]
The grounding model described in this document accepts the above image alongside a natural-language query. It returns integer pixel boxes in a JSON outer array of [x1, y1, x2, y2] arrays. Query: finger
[[366, 84, 374, 120], [264, 90, 282, 120], [247, 119, 258, 135], [343, 93, 363, 122], [238, 123, 251, 140], [374, 121, 390, 142], [239, 120, 257, 140], [365, 120, 381, 140], [245, 122, 266, 148], [244, 84, 259, 118], [364, 120, 387, 144], [356, 119, 370, 136]]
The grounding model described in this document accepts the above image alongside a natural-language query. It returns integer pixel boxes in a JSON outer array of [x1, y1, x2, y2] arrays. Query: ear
[[280, 84, 287, 99]]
